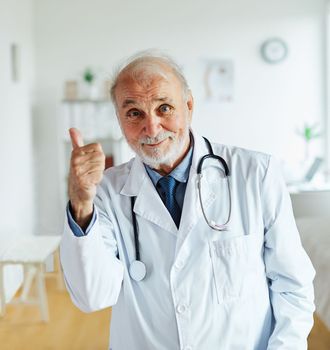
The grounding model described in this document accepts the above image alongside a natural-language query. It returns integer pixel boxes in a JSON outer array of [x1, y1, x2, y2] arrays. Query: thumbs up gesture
[[68, 128, 105, 228]]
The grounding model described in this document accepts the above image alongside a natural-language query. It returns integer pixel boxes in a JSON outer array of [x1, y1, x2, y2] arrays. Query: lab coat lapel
[[177, 132, 217, 250], [120, 156, 178, 235]]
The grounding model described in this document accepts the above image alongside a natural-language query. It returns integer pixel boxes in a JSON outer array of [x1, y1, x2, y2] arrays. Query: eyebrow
[[121, 97, 173, 108], [121, 99, 136, 108]]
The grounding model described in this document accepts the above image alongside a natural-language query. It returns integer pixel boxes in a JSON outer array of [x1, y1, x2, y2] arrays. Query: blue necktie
[[157, 176, 181, 228]]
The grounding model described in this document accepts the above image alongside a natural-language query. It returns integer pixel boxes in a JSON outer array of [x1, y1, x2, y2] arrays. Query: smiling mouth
[[144, 138, 167, 147]]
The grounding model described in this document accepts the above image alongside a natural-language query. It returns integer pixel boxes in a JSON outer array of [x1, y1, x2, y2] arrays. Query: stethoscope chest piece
[[129, 260, 146, 281]]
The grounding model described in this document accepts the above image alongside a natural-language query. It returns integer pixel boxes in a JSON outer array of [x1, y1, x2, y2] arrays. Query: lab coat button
[[177, 304, 187, 314], [175, 260, 184, 269]]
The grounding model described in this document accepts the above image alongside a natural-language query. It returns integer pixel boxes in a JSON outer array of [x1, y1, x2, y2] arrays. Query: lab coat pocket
[[209, 235, 249, 304]]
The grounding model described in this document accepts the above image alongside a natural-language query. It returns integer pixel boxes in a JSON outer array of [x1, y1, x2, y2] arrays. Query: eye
[[158, 104, 173, 114], [126, 109, 142, 118]]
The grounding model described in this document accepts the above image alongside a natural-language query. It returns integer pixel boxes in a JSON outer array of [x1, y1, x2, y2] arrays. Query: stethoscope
[[128, 137, 231, 281]]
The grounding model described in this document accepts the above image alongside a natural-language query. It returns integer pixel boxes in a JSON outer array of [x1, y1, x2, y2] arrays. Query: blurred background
[[0, 0, 329, 349]]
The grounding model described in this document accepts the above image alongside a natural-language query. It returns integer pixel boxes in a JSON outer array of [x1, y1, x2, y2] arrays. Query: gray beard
[[130, 129, 190, 169]]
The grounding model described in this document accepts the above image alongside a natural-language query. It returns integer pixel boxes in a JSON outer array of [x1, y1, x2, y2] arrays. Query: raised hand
[[68, 128, 105, 228]]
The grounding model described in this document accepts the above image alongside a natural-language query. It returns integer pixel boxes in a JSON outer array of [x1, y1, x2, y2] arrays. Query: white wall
[[326, 1, 330, 179], [0, 0, 35, 301], [33, 0, 326, 234]]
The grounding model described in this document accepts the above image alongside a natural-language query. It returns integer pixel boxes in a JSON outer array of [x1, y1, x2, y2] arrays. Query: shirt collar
[[144, 135, 194, 186]]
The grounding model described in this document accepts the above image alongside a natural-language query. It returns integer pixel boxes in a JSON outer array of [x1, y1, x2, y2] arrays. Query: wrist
[[69, 200, 94, 230]]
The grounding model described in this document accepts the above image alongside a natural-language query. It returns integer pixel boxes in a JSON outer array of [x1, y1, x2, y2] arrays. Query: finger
[[82, 165, 105, 177], [71, 143, 103, 156], [69, 128, 84, 149], [71, 150, 105, 166], [80, 143, 103, 154], [75, 168, 104, 186], [71, 160, 105, 176]]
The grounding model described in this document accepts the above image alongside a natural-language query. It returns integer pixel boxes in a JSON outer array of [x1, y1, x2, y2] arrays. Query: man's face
[[114, 68, 193, 171]]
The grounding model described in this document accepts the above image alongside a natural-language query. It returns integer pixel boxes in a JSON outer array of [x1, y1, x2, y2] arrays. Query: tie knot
[[158, 176, 177, 194]]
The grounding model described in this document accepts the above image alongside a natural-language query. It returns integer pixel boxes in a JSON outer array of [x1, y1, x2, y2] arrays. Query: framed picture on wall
[[203, 59, 234, 103]]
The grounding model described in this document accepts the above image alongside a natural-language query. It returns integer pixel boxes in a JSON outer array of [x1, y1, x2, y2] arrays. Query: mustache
[[139, 131, 175, 145]]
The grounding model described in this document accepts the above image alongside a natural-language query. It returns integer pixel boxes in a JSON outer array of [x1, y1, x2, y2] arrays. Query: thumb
[[69, 128, 84, 149]]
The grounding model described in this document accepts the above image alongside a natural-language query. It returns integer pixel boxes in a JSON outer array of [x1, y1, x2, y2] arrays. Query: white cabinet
[[58, 99, 133, 205], [290, 189, 330, 218]]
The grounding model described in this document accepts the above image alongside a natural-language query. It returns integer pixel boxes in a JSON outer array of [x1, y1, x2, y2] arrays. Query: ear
[[186, 91, 194, 121]]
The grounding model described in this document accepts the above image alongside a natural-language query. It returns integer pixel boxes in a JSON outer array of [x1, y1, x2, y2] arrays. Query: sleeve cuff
[[66, 202, 97, 237]]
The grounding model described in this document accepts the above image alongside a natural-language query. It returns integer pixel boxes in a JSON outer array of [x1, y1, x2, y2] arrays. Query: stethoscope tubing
[[131, 196, 140, 261]]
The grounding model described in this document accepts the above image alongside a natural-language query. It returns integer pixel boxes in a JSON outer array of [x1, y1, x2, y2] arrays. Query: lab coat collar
[[120, 155, 146, 197], [120, 151, 178, 234]]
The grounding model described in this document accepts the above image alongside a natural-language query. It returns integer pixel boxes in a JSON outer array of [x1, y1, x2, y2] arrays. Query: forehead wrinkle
[[118, 81, 166, 98], [119, 84, 175, 104], [116, 72, 182, 110], [118, 70, 170, 90], [117, 68, 178, 95], [121, 96, 174, 109]]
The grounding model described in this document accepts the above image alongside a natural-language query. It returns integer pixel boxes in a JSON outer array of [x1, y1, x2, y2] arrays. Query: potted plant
[[297, 122, 322, 159], [83, 67, 98, 100]]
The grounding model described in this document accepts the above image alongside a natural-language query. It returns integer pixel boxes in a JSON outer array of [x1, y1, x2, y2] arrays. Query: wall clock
[[261, 38, 288, 64]]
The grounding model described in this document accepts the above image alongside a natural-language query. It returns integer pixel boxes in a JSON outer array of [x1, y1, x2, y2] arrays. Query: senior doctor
[[60, 51, 315, 350]]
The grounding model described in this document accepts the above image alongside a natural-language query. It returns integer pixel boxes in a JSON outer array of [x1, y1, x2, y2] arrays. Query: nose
[[143, 115, 162, 137]]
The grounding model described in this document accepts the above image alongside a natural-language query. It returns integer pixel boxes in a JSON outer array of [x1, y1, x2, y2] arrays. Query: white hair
[[110, 49, 190, 109]]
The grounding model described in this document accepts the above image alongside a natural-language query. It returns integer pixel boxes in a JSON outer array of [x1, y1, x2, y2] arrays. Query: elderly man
[[60, 51, 315, 350]]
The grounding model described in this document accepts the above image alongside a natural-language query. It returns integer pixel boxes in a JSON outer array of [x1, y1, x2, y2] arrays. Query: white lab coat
[[60, 132, 315, 350]]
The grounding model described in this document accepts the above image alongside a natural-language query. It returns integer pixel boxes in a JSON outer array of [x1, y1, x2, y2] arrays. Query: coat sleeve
[[60, 185, 124, 313], [261, 156, 315, 350]]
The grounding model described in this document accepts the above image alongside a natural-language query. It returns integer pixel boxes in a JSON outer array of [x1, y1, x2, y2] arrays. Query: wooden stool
[[0, 235, 62, 322]]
